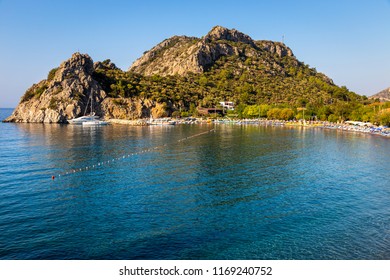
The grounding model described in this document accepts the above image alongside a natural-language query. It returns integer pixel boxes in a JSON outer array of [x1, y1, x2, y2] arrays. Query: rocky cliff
[[5, 53, 106, 123], [129, 25, 295, 76], [5, 52, 177, 123]]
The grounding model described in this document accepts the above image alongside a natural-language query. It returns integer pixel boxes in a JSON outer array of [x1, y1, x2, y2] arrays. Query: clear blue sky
[[0, 0, 389, 107]]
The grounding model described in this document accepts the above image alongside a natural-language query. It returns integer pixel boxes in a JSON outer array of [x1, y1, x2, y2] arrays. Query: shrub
[[181, 111, 189, 117], [267, 108, 282, 119], [279, 108, 294, 120], [171, 111, 181, 118], [243, 105, 260, 118], [48, 97, 57, 110], [21, 88, 36, 102], [328, 114, 339, 123], [376, 108, 390, 126], [47, 68, 58, 81], [21, 84, 48, 102], [35, 84, 48, 98]]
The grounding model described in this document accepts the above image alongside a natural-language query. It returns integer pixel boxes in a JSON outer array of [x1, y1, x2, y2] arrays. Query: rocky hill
[[5, 53, 106, 123], [370, 87, 390, 102], [5, 26, 367, 123], [130, 25, 296, 76]]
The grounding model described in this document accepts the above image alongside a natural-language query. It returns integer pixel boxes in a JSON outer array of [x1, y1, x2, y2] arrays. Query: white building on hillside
[[219, 101, 235, 110]]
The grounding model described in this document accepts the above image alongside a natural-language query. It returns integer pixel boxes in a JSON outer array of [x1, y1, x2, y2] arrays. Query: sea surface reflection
[[0, 117, 389, 259]]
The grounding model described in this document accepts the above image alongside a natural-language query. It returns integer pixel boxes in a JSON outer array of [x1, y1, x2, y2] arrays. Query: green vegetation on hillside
[[21, 83, 48, 102], [91, 57, 389, 125]]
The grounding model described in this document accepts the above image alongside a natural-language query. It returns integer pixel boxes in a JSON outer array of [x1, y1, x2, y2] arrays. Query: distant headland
[[4, 26, 390, 126]]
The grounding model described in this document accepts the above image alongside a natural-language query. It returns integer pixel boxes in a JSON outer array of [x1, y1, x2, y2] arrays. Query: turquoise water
[[0, 108, 389, 259]]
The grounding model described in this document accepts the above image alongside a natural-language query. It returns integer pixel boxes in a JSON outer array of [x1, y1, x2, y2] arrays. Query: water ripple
[[0, 121, 390, 259]]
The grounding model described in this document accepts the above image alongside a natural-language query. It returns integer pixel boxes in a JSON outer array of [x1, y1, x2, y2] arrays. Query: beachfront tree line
[[232, 103, 390, 124], [92, 59, 390, 126]]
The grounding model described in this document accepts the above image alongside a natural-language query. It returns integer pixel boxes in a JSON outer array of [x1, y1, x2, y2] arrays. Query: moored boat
[[68, 115, 99, 124], [82, 120, 108, 126], [147, 118, 176, 125], [67, 90, 106, 125]]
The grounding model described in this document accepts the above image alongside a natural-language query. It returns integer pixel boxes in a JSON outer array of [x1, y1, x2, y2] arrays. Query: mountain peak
[[129, 26, 296, 76], [204, 25, 255, 46]]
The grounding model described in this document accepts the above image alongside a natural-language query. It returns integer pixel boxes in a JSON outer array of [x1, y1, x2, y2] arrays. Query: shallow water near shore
[[0, 109, 390, 259]]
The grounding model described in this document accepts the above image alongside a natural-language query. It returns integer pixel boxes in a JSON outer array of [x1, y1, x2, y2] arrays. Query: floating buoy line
[[52, 128, 215, 180]]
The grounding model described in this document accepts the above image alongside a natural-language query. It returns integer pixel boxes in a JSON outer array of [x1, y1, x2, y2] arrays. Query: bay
[[0, 108, 389, 259]]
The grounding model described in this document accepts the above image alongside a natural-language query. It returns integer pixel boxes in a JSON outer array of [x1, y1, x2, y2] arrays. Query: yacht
[[67, 114, 99, 124], [67, 91, 107, 125], [82, 119, 108, 126]]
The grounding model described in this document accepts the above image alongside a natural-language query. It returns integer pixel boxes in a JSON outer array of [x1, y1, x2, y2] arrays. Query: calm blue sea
[[0, 108, 389, 260]]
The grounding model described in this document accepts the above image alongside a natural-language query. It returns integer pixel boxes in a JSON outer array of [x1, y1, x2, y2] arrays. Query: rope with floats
[[51, 128, 215, 180]]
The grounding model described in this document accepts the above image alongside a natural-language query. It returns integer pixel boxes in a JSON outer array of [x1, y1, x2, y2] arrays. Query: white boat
[[67, 91, 107, 125], [147, 117, 176, 125], [67, 115, 99, 124], [82, 120, 108, 126]]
